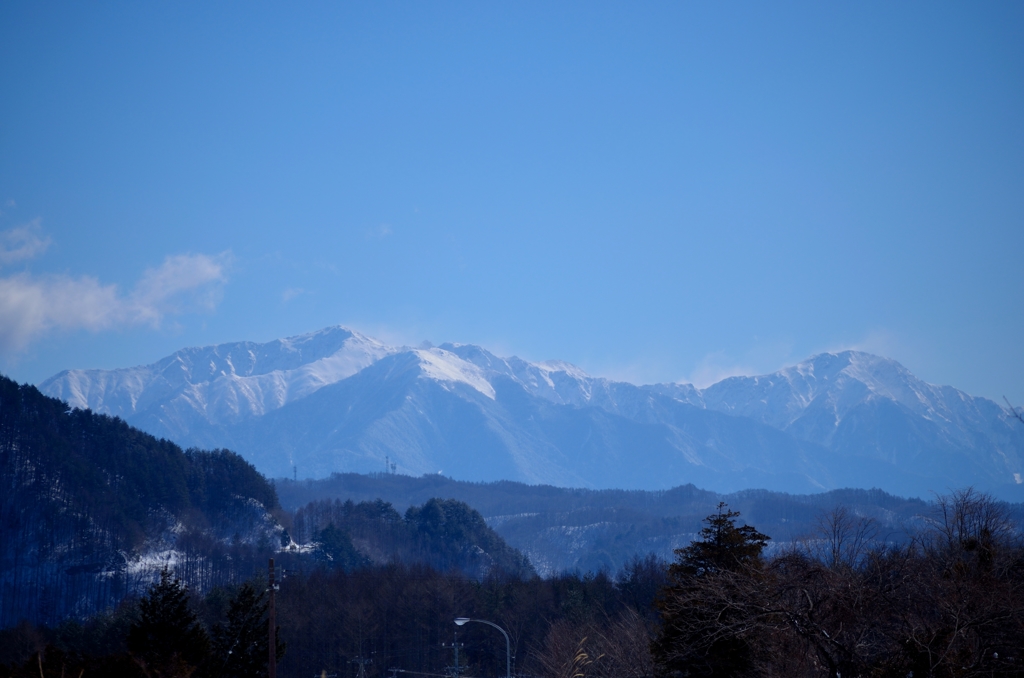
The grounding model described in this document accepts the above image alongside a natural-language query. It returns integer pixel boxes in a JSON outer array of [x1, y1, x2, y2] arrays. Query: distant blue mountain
[[40, 327, 1024, 500]]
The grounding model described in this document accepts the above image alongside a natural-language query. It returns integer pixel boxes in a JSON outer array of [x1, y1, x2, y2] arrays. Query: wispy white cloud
[[0, 251, 230, 354], [364, 223, 393, 240], [684, 351, 758, 389], [818, 329, 900, 359], [0, 220, 51, 266], [281, 287, 307, 302], [130, 252, 229, 323]]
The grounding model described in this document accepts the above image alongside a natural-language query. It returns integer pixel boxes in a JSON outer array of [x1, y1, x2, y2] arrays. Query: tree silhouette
[[127, 568, 211, 678], [652, 504, 770, 678], [669, 503, 770, 578], [212, 581, 285, 678]]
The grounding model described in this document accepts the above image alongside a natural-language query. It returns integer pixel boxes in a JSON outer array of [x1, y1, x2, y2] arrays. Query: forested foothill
[[4, 490, 1023, 678], [291, 496, 535, 578], [276, 472, 1024, 575], [3, 374, 1024, 677], [0, 377, 533, 628], [0, 375, 283, 627]]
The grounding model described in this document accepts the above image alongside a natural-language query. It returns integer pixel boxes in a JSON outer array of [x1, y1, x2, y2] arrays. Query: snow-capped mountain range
[[39, 326, 1024, 500]]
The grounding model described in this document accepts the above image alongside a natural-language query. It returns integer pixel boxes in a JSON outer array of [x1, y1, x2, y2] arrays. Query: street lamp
[[453, 617, 511, 678]]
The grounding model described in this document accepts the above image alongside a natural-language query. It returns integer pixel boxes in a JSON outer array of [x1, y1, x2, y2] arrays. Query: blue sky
[[1, 2, 1022, 404]]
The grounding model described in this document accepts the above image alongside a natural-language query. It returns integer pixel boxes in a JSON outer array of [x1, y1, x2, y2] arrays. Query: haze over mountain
[[40, 326, 1024, 501]]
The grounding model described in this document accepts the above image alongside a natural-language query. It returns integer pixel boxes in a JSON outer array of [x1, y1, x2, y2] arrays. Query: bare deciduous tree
[[806, 505, 880, 570]]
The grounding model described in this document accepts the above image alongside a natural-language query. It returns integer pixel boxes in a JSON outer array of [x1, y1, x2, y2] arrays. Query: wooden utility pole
[[269, 558, 277, 678]]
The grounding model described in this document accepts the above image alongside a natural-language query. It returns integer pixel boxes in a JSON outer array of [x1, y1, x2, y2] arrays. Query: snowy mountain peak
[[413, 347, 497, 400], [536, 360, 590, 379], [39, 325, 397, 422], [771, 350, 948, 422], [697, 349, 1016, 469], [32, 327, 1024, 500], [703, 350, 929, 411], [432, 343, 593, 404]]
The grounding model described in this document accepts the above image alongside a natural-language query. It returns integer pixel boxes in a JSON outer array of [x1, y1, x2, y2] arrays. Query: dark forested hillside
[[5, 490, 1020, 678], [292, 497, 535, 578], [276, 472, 1024, 575], [0, 375, 282, 626], [0, 375, 537, 628]]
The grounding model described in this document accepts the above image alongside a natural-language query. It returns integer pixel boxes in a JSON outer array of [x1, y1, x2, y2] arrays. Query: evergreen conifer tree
[[211, 581, 285, 678], [652, 504, 770, 678], [670, 503, 770, 577], [316, 523, 367, 571], [127, 568, 211, 678]]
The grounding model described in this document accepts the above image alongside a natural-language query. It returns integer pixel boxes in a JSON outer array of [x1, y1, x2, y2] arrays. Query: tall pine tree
[[652, 503, 770, 678], [211, 581, 285, 678], [127, 568, 211, 678], [670, 503, 770, 577]]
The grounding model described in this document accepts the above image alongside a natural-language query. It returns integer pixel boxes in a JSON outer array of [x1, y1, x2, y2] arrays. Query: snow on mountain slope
[[40, 327, 396, 427], [36, 329, 1024, 500], [38, 328, 600, 440], [437, 343, 596, 406], [695, 351, 1024, 488], [414, 347, 496, 399], [699, 350, 1018, 447], [40, 328, 612, 433], [435, 343, 670, 420], [700, 351, 943, 431], [205, 350, 834, 494]]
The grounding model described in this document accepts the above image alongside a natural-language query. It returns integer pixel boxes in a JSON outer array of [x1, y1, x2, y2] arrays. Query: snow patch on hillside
[[40, 327, 397, 421], [415, 348, 496, 399]]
